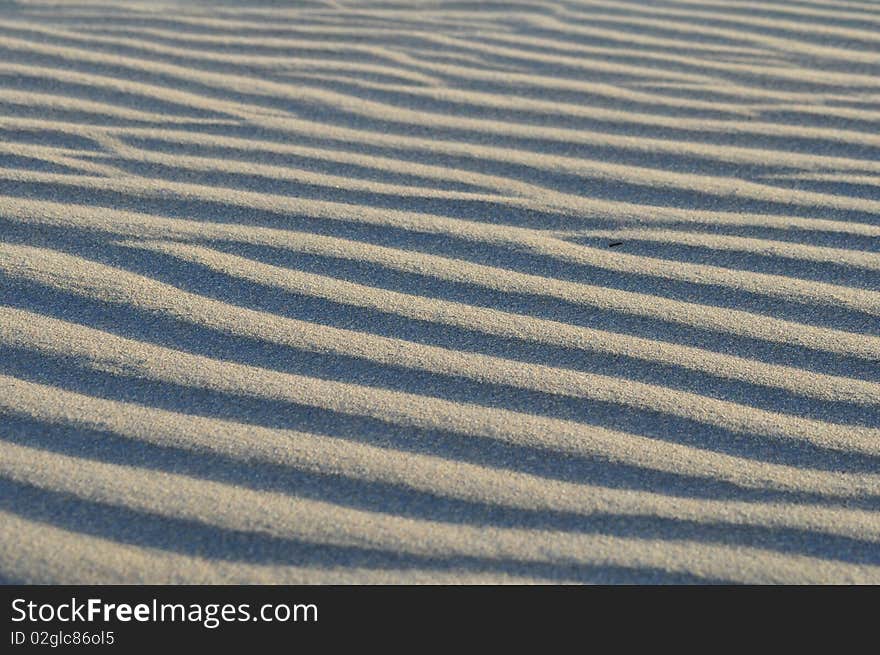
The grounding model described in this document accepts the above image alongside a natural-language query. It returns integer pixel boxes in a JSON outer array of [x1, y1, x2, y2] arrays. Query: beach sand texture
[[1, 0, 879, 583]]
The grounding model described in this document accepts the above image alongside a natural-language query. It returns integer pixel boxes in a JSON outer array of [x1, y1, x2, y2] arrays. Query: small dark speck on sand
[[608, 241, 624, 248]]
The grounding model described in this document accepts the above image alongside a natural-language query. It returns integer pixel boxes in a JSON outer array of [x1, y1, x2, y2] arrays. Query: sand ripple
[[1, 0, 878, 583]]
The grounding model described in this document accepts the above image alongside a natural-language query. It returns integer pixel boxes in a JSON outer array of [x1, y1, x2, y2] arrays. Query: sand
[[0, 0, 878, 584]]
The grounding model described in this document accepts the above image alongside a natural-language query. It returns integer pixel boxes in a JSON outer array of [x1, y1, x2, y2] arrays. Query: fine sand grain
[[0, 0, 878, 584]]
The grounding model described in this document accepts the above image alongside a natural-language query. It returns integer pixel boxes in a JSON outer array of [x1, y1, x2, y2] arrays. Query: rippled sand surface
[[1, 0, 879, 583]]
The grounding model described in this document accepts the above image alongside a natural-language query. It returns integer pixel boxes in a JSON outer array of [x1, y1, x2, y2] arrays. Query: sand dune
[[0, 0, 878, 584]]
